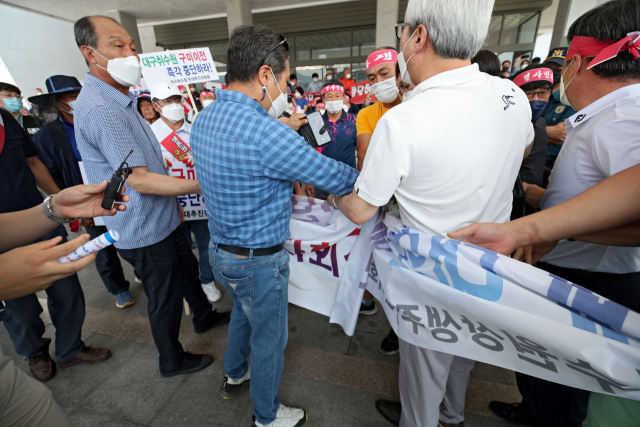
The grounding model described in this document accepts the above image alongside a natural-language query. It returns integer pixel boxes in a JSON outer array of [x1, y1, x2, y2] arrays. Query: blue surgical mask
[[3, 97, 23, 113], [529, 100, 547, 122]]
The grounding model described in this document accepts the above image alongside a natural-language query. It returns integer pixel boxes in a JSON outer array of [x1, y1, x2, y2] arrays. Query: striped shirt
[[190, 89, 358, 248], [75, 73, 180, 250], [541, 84, 640, 273]]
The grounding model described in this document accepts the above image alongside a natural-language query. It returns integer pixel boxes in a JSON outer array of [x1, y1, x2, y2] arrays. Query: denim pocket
[[217, 269, 255, 306]]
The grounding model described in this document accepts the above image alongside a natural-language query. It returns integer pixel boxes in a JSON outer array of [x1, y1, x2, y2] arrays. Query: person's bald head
[[74, 16, 138, 89]]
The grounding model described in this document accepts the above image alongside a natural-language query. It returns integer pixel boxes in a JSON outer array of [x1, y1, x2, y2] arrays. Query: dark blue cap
[[544, 47, 568, 66], [28, 75, 83, 102]]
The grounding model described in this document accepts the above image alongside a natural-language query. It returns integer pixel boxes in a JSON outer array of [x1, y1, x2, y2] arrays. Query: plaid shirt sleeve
[[258, 122, 358, 195]]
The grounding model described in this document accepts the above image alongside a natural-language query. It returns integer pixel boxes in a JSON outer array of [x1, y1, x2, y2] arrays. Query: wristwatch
[[42, 195, 77, 224]]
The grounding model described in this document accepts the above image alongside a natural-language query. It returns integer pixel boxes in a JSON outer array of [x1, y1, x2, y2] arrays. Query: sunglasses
[[260, 34, 289, 67]]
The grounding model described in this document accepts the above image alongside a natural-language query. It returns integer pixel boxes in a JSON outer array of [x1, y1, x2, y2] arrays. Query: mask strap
[[564, 58, 580, 92], [402, 27, 419, 52], [56, 97, 72, 114]]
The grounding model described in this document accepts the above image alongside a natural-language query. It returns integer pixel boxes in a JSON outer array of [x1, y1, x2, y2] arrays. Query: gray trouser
[[0, 347, 71, 427], [399, 338, 475, 427]]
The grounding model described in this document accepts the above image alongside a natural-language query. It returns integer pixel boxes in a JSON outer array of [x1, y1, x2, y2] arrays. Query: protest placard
[[138, 48, 218, 87]]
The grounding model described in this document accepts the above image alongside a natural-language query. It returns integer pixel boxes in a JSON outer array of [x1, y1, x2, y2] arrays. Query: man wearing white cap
[[149, 82, 222, 303]]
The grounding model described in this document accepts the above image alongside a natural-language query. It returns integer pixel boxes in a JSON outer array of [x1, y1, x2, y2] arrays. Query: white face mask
[[325, 100, 344, 114], [313, 78, 318, 82], [398, 28, 419, 86], [345, 74, 351, 79], [326, 75, 333, 80], [160, 103, 184, 123], [91, 47, 142, 87], [559, 59, 579, 109], [343, 104, 349, 112], [294, 92, 301, 99], [190, 88, 196, 93], [265, 69, 288, 119], [58, 98, 76, 116], [202, 99, 214, 108], [371, 77, 399, 103]]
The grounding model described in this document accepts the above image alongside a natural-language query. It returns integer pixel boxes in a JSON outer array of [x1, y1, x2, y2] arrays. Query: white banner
[[138, 48, 218, 86], [286, 196, 640, 400]]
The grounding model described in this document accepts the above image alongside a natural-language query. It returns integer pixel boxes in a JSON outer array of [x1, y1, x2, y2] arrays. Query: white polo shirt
[[540, 84, 640, 273], [354, 64, 534, 236]]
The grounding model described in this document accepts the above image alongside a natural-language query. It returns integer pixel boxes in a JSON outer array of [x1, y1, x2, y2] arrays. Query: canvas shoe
[[253, 404, 307, 427], [115, 291, 134, 308]]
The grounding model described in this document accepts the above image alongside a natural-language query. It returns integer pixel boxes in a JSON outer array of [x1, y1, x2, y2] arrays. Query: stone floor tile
[[287, 304, 352, 355], [82, 344, 188, 425], [347, 330, 400, 365], [464, 378, 522, 420], [329, 386, 399, 427]]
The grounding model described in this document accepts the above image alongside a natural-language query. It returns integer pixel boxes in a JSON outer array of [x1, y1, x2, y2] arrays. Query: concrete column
[[107, 10, 143, 53], [550, 0, 572, 48], [376, 0, 399, 49], [225, 0, 252, 36]]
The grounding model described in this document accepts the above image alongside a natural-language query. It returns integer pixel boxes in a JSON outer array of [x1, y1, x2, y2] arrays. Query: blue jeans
[[180, 220, 214, 284], [210, 244, 289, 424]]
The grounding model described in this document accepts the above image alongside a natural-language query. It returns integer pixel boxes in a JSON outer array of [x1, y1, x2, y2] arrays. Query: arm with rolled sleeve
[[81, 106, 200, 196], [259, 123, 358, 195]]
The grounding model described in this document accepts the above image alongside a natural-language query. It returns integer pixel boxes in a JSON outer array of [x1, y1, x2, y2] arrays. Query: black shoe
[[375, 399, 401, 426], [220, 370, 250, 399], [160, 352, 213, 377], [194, 310, 231, 333], [359, 301, 378, 315], [488, 401, 539, 426], [380, 330, 399, 355]]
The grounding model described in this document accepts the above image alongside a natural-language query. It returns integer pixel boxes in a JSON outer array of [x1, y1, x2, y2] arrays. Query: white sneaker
[[202, 282, 222, 302], [254, 404, 308, 427]]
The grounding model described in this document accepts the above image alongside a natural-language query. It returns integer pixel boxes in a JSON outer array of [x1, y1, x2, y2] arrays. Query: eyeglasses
[[395, 23, 410, 40], [0, 92, 22, 99], [157, 96, 183, 105], [524, 90, 551, 100], [260, 35, 289, 67]]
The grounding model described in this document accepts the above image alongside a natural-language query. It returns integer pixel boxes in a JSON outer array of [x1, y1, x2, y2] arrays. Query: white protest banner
[[286, 200, 640, 400], [138, 48, 218, 87], [285, 196, 361, 316], [129, 78, 149, 97]]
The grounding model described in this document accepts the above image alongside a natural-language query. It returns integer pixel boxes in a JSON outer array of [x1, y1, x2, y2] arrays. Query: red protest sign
[[160, 132, 194, 167]]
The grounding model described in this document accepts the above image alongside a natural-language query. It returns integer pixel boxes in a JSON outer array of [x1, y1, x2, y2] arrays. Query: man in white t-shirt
[[329, 1, 534, 426], [149, 82, 222, 303]]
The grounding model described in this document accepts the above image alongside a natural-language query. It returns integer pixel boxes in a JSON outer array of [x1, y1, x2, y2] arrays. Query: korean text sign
[[138, 48, 219, 86]]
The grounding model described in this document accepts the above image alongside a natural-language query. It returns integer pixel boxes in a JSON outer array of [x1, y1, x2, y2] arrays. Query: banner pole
[[187, 89, 199, 116]]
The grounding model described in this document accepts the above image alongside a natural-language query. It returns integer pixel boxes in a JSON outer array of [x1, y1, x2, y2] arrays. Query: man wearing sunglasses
[[190, 24, 359, 427]]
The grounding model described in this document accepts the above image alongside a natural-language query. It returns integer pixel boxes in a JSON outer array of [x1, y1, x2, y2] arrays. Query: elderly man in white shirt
[[149, 82, 222, 303], [328, 0, 534, 426]]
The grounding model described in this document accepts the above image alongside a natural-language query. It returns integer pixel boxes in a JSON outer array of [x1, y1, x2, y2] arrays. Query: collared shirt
[[355, 64, 534, 236], [544, 90, 576, 162], [307, 81, 323, 93], [320, 111, 357, 169], [75, 73, 180, 250], [190, 89, 358, 248], [540, 84, 640, 273]]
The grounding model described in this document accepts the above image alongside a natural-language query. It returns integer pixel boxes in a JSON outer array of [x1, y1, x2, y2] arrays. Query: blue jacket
[[33, 121, 83, 190]]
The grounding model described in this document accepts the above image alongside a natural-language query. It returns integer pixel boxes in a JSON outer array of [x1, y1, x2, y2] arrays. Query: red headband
[[321, 85, 345, 95], [200, 90, 214, 96], [567, 32, 640, 69], [513, 67, 554, 87], [366, 49, 398, 72]]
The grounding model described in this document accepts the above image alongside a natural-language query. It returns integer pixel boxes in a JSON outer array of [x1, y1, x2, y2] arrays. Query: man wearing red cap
[[489, 1, 640, 426]]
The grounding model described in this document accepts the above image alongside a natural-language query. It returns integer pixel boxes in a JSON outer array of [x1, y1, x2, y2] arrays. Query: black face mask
[[552, 68, 562, 86], [502, 66, 509, 71]]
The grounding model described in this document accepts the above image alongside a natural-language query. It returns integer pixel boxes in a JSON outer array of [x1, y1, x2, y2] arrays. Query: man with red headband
[[301, 83, 357, 201], [356, 48, 403, 172], [488, 1, 640, 426]]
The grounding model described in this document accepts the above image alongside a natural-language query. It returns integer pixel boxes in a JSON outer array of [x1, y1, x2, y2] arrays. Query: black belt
[[218, 243, 284, 257]]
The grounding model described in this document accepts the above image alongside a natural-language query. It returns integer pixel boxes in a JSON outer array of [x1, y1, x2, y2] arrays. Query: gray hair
[[73, 16, 122, 65], [226, 24, 290, 84], [405, 0, 494, 59]]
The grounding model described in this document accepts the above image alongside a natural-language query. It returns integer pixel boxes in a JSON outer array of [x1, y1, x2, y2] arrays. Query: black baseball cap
[[544, 47, 568, 66]]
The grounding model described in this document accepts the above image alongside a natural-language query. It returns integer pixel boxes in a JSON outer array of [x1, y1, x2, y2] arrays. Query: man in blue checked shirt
[[72, 15, 230, 378], [190, 25, 358, 427]]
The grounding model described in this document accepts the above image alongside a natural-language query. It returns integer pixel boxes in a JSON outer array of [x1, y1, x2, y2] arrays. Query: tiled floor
[[0, 246, 522, 426]]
